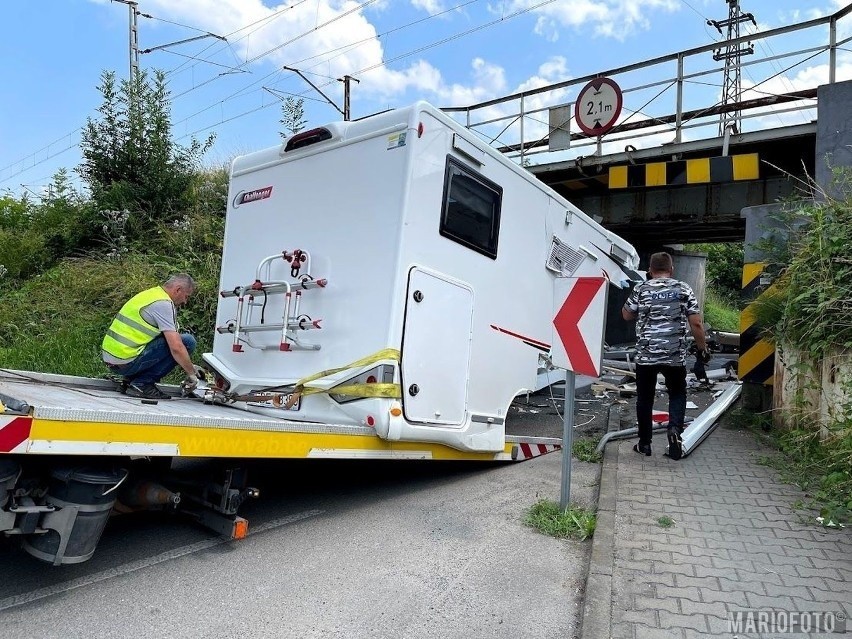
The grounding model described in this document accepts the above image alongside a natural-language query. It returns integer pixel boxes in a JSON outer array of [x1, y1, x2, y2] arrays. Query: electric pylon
[[708, 0, 757, 136]]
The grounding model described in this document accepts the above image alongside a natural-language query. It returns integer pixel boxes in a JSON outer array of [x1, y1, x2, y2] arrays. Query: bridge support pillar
[[738, 204, 792, 412], [816, 79, 852, 196]]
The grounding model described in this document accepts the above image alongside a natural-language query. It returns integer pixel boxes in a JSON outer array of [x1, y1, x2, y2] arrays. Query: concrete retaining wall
[[773, 344, 852, 437]]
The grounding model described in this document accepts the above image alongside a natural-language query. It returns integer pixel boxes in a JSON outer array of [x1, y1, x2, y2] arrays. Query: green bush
[[689, 242, 743, 303], [0, 228, 52, 282], [0, 172, 104, 283], [79, 69, 214, 238], [733, 179, 852, 526]]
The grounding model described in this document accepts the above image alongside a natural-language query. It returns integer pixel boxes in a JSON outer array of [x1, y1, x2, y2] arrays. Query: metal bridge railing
[[442, 4, 852, 166]]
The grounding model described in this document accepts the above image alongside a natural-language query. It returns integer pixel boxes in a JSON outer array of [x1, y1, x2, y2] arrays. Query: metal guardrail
[[443, 4, 852, 165]]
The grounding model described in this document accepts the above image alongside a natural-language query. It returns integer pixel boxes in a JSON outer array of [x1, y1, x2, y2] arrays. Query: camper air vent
[[610, 243, 632, 265], [546, 235, 585, 276], [284, 127, 333, 152]]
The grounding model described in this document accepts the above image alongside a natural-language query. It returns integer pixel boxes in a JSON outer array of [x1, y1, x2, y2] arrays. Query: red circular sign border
[[574, 77, 623, 137]]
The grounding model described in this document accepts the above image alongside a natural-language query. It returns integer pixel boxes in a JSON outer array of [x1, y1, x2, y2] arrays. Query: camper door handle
[[408, 384, 420, 396], [413, 290, 423, 303]]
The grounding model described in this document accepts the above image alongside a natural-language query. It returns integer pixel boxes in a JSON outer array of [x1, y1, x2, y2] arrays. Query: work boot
[[633, 442, 652, 456], [105, 374, 130, 394], [126, 382, 171, 400], [666, 424, 684, 460]]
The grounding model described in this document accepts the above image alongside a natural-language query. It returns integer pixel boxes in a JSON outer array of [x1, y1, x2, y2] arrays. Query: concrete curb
[[578, 405, 621, 639]]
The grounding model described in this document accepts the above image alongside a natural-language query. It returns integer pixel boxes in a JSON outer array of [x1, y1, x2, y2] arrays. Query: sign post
[[552, 276, 609, 509], [560, 370, 576, 510]]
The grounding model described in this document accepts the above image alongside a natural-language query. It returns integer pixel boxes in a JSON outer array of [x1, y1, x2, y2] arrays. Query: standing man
[[622, 252, 710, 460], [102, 273, 201, 400]]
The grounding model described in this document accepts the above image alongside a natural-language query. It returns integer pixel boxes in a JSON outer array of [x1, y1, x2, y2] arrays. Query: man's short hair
[[165, 273, 195, 291], [648, 252, 673, 274]]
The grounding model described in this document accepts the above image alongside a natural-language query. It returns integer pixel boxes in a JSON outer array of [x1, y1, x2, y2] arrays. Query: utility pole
[[708, 0, 757, 136], [283, 67, 359, 121], [112, 0, 140, 82], [339, 75, 360, 121], [111, 1, 226, 84]]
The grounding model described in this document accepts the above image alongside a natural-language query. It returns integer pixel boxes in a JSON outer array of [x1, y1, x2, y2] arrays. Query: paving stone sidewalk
[[581, 421, 852, 639]]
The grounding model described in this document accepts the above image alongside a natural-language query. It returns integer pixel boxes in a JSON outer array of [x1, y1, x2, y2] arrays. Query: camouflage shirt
[[624, 277, 700, 365]]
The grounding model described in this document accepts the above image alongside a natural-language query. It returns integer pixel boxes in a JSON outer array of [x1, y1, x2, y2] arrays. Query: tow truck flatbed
[[0, 370, 560, 462]]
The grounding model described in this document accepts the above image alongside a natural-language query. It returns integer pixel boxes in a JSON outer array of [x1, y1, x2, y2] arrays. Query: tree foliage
[[688, 242, 743, 304], [79, 69, 214, 237], [280, 96, 307, 138], [0, 170, 100, 283]]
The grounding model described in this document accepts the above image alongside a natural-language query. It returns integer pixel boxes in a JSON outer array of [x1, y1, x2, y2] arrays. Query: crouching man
[[102, 273, 201, 400]]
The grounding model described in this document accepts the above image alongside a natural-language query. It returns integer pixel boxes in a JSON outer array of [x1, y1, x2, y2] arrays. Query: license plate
[[248, 392, 301, 411]]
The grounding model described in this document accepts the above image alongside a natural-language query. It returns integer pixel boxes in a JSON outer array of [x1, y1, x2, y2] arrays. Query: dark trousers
[[108, 334, 196, 385], [635, 364, 687, 446]]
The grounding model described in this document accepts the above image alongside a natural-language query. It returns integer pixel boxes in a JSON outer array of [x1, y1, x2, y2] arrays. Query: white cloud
[[130, 0, 576, 111], [502, 0, 681, 42], [738, 59, 852, 129], [411, 0, 448, 15], [471, 57, 509, 93], [94, 0, 842, 154], [533, 16, 560, 42], [784, 1, 847, 21], [104, 0, 703, 127], [133, 0, 421, 104], [440, 57, 574, 153], [537, 57, 569, 79]]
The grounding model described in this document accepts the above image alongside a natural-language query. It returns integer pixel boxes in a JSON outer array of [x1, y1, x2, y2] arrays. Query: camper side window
[[440, 157, 502, 259]]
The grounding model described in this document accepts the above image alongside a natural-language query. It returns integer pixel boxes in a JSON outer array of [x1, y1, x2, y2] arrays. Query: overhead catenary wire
[[159, 0, 491, 134], [744, 24, 810, 126], [171, 0, 487, 109], [674, 0, 796, 129], [679, 47, 824, 128], [1, 1, 314, 185], [0, 0, 613, 181], [175, 0, 559, 141], [163, 0, 313, 79], [0, 1, 831, 188]]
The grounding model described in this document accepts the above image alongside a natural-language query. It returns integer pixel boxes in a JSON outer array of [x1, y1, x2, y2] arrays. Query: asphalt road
[[0, 443, 599, 639]]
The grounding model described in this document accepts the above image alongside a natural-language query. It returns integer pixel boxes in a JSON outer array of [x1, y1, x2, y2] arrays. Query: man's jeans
[[635, 364, 687, 446], [108, 334, 196, 385]]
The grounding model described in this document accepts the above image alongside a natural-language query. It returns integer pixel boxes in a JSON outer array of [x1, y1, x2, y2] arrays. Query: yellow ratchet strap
[[293, 348, 401, 399]]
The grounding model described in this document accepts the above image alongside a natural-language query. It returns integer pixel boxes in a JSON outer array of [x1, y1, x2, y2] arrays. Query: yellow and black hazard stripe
[[609, 153, 759, 189], [739, 263, 775, 385]]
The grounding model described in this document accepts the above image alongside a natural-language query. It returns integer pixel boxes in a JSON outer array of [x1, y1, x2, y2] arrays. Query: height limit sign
[[574, 77, 622, 136]]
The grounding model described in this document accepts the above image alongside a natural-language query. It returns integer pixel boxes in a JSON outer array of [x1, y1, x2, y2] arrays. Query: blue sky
[[1, 0, 848, 195]]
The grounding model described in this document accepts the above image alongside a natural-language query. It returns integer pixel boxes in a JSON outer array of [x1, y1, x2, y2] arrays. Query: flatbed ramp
[[0, 370, 559, 462]]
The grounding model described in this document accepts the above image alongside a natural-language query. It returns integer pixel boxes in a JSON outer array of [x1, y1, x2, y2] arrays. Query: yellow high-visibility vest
[[101, 286, 173, 361]]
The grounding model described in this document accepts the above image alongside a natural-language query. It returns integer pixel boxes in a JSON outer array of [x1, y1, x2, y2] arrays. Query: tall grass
[[704, 289, 739, 332], [0, 249, 220, 378]]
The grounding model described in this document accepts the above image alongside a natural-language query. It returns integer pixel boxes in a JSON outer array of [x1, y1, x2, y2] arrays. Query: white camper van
[[204, 101, 640, 454], [0, 102, 639, 564]]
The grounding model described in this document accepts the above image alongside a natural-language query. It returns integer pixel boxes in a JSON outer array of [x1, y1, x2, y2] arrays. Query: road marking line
[[0, 509, 323, 611]]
